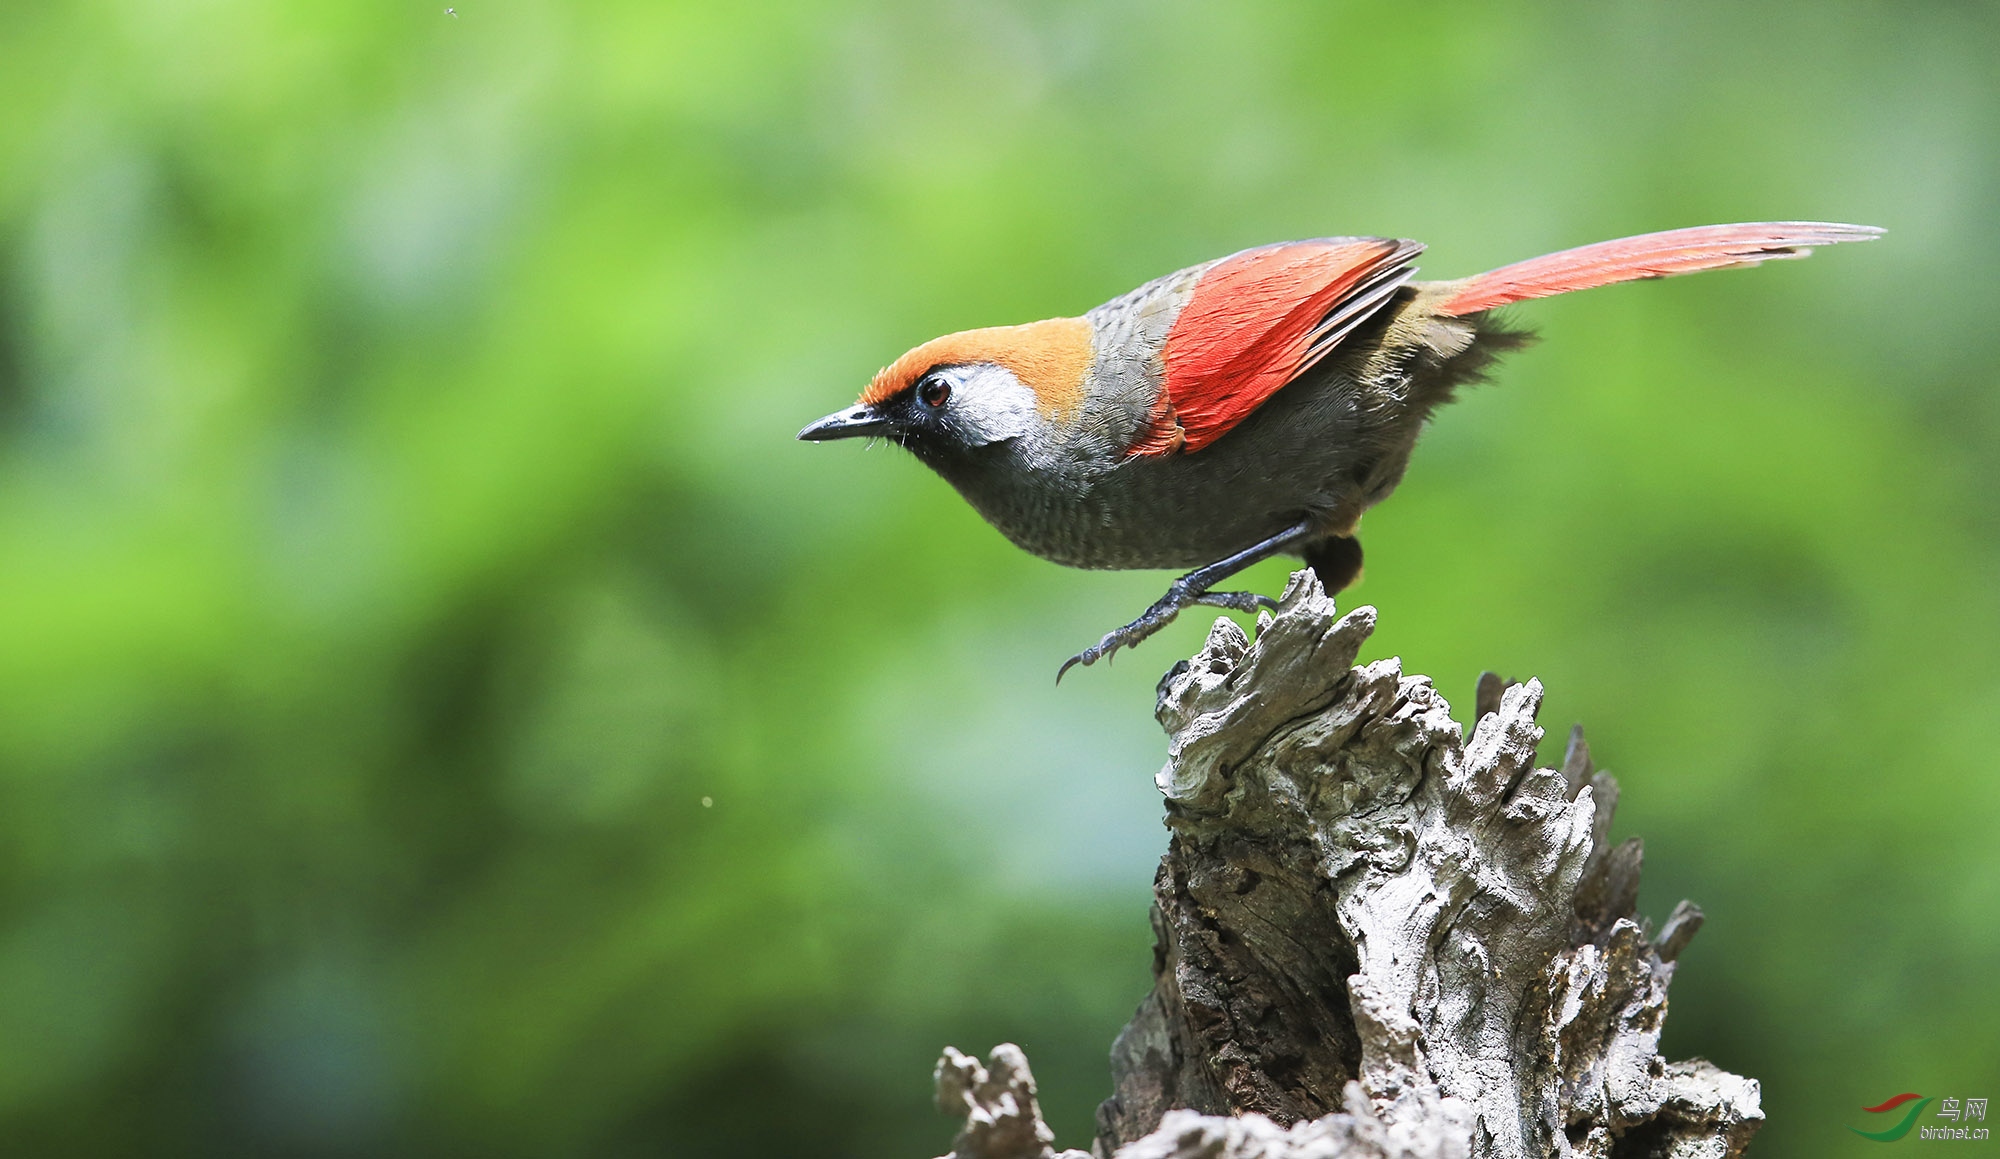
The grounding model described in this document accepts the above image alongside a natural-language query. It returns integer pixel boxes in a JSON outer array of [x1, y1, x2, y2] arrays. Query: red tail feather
[[1437, 221, 1882, 317]]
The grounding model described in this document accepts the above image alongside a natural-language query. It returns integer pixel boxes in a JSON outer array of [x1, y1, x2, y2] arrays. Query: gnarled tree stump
[[932, 572, 1760, 1159]]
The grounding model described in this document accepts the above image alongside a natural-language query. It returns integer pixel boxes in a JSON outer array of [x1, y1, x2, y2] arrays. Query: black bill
[[797, 404, 893, 442]]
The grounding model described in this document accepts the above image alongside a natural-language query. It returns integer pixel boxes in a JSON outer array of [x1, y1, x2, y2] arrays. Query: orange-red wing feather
[[1436, 221, 1883, 316], [1137, 238, 1423, 456]]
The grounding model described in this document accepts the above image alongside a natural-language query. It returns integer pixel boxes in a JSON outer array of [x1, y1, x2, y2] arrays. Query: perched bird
[[800, 222, 1881, 679]]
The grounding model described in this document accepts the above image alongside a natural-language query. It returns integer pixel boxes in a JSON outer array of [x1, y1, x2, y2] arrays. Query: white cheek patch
[[949, 363, 1043, 446]]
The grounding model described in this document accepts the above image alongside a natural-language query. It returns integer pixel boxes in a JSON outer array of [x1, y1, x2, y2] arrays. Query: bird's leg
[[1058, 520, 1317, 682]]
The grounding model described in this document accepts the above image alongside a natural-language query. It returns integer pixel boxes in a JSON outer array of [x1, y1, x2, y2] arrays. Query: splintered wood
[[933, 571, 1760, 1159]]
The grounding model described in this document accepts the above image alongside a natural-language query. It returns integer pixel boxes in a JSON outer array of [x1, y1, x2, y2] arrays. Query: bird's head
[[797, 318, 1093, 466]]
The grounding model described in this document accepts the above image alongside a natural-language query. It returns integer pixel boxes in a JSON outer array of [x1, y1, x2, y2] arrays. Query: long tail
[[1436, 221, 1882, 317]]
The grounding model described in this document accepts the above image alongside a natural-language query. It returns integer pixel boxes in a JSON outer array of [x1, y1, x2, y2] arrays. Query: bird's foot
[[1057, 588, 1276, 683], [1192, 590, 1276, 615]]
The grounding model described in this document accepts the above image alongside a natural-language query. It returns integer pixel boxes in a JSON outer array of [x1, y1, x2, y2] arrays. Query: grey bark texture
[[931, 571, 1762, 1159]]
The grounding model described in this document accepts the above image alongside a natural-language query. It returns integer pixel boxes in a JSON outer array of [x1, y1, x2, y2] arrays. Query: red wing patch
[[1136, 238, 1423, 456]]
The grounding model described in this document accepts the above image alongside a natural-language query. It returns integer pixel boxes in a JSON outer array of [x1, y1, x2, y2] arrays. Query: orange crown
[[862, 318, 1093, 415]]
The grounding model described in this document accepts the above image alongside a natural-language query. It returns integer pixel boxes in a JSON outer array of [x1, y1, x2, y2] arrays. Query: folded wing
[[1133, 238, 1424, 456]]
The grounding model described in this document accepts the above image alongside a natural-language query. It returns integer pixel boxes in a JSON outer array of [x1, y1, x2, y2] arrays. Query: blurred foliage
[[0, 1, 1995, 1156]]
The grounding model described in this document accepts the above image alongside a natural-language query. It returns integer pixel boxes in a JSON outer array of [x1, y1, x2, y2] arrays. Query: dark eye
[[917, 376, 951, 408]]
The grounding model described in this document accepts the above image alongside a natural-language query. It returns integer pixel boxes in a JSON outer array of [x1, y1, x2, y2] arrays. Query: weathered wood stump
[[932, 572, 1760, 1159]]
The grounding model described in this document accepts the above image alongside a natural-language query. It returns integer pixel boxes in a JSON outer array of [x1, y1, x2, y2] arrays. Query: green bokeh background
[[1, 2, 1995, 1155]]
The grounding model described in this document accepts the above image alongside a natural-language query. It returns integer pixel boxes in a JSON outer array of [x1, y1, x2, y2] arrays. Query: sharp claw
[[1057, 601, 1174, 681], [1057, 640, 1118, 683]]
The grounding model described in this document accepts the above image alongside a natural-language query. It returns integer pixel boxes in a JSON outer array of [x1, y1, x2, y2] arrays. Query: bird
[[799, 222, 1882, 680]]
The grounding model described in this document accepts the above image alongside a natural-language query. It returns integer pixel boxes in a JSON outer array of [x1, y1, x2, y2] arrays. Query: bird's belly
[[955, 453, 1345, 572], [982, 494, 1292, 571]]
